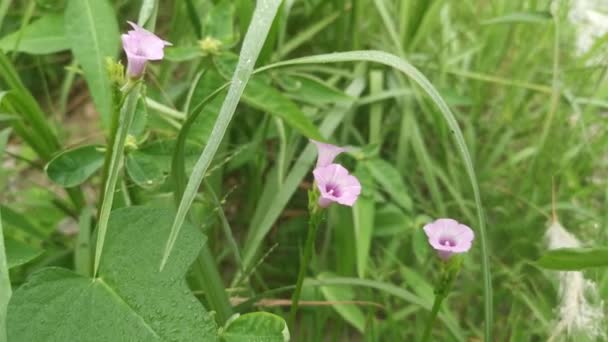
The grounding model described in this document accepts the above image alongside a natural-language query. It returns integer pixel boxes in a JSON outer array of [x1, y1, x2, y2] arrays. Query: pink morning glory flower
[[313, 163, 361, 208], [312, 140, 347, 168], [423, 218, 474, 260], [121, 21, 171, 78]]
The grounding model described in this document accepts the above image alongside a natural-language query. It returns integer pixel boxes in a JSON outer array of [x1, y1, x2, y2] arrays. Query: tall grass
[[1, 0, 607, 340]]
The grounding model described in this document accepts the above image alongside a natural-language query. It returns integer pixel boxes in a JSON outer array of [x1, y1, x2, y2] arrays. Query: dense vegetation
[[0, 0, 607, 341]]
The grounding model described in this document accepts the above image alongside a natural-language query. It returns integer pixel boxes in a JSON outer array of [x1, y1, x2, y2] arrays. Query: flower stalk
[[420, 218, 473, 341], [289, 189, 324, 328], [93, 81, 141, 276], [422, 257, 462, 342]]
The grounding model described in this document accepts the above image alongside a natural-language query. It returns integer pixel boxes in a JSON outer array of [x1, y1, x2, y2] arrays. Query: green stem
[[98, 82, 125, 211], [93, 82, 141, 276], [192, 245, 233, 324], [421, 293, 446, 342], [289, 203, 322, 328]]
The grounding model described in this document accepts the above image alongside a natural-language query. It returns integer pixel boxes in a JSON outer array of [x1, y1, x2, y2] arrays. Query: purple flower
[[423, 218, 474, 260], [312, 140, 347, 168], [313, 163, 361, 208], [121, 21, 171, 78]]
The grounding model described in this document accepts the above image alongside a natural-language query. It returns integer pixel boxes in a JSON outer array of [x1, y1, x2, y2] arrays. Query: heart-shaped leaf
[[7, 207, 217, 341], [221, 312, 289, 342], [45, 145, 105, 187]]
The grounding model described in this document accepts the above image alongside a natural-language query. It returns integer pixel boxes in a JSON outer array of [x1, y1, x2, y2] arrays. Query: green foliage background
[[0, 0, 607, 341]]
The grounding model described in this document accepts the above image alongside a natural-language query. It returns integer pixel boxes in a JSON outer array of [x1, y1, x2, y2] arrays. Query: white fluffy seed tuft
[[545, 220, 605, 341]]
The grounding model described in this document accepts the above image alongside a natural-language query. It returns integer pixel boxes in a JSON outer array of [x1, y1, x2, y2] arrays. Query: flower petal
[[423, 218, 474, 259], [312, 140, 347, 168]]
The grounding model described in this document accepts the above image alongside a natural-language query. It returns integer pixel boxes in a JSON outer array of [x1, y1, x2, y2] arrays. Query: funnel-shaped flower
[[121, 21, 171, 78], [423, 218, 474, 260], [312, 140, 347, 168], [313, 163, 361, 208]]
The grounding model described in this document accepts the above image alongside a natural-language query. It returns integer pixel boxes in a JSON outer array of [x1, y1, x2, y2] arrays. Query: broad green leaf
[[0, 14, 68, 54], [352, 166, 375, 278], [317, 272, 366, 333], [65, 0, 119, 127], [281, 74, 352, 105], [221, 313, 289, 342], [7, 207, 217, 341], [45, 145, 104, 187], [4, 238, 42, 269], [243, 77, 323, 140], [537, 247, 608, 270], [364, 158, 413, 212]]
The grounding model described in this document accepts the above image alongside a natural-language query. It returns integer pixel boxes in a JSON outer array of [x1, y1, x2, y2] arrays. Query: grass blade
[[256, 50, 492, 338], [93, 83, 141, 276], [137, 0, 158, 29], [308, 277, 464, 341], [160, 0, 283, 270]]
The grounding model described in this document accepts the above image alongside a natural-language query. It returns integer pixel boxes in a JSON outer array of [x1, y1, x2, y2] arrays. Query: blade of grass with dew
[[160, 0, 283, 270], [255, 50, 492, 339], [93, 83, 141, 276], [238, 78, 365, 280]]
